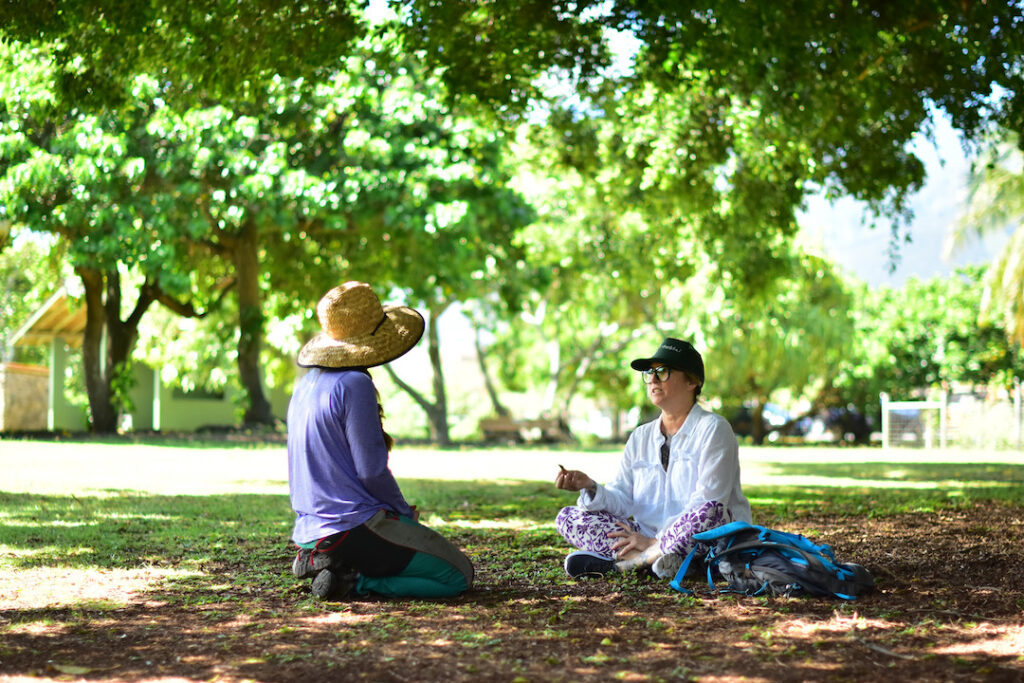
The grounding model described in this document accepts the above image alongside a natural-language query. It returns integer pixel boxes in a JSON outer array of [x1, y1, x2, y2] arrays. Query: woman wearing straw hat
[[288, 281, 473, 600], [554, 338, 751, 581]]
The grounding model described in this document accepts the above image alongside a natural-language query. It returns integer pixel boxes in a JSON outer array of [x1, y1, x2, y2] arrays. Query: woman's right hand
[[555, 466, 596, 493]]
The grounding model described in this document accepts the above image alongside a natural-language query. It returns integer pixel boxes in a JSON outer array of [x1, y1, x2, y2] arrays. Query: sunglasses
[[641, 365, 672, 383]]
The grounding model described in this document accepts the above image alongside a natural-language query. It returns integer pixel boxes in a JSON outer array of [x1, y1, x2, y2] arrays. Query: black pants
[[313, 516, 416, 577]]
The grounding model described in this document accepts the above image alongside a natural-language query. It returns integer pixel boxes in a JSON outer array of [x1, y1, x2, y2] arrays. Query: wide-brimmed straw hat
[[297, 281, 424, 369]]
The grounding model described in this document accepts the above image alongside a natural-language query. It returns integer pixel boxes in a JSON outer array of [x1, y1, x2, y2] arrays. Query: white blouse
[[577, 403, 752, 542]]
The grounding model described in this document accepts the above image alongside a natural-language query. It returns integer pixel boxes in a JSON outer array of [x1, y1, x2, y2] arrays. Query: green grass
[[2, 446, 1023, 577], [1, 441, 1023, 682], [1, 440, 1022, 616]]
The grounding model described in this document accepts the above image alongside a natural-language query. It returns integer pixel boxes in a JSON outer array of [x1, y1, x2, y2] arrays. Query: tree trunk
[[751, 400, 766, 446], [77, 267, 117, 433], [473, 325, 509, 417], [424, 307, 451, 446], [232, 221, 275, 426], [75, 267, 157, 433], [383, 304, 452, 446], [104, 272, 149, 380]]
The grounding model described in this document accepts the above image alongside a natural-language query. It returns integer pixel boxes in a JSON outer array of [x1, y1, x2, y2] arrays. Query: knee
[[554, 506, 576, 535]]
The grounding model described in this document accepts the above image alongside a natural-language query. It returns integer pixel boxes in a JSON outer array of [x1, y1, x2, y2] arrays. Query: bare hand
[[555, 465, 596, 493], [607, 521, 657, 559], [409, 505, 421, 522]]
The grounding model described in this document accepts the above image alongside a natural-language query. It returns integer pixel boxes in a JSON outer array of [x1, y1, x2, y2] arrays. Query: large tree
[[0, 44, 217, 432], [406, 2, 1024, 212], [0, 32, 533, 436]]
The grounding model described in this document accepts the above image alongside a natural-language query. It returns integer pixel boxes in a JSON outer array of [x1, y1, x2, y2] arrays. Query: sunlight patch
[[302, 611, 376, 626], [0, 566, 200, 610], [1, 519, 96, 528], [931, 622, 1024, 658], [774, 613, 897, 638], [0, 545, 98, 562], [105, 512, 177, 521]]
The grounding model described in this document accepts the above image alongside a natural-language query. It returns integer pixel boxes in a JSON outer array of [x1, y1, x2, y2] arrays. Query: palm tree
[[945, 133, 1024, 344]]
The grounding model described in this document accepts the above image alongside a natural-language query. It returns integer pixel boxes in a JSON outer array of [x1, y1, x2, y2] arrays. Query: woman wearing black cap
[[554, 337, 751, 580]]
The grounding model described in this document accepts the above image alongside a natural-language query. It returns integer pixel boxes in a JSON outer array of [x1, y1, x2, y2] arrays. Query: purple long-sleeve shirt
[[287, 368, 413, 544]]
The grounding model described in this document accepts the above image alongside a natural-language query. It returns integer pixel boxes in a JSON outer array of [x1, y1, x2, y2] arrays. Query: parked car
[[802, 406, 874, 444], [728, 403, 806, 442]]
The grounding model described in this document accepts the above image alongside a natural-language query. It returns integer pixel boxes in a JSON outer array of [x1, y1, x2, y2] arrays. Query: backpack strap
[[668, 544, 704, 594], [691, 520, 753, 543]]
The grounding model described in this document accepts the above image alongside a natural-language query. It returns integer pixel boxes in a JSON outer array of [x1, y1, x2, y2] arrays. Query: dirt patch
[[1, 504, 1022, 682]]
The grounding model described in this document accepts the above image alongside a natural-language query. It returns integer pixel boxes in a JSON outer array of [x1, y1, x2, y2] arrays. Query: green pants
[[355, 548, 469, 598]]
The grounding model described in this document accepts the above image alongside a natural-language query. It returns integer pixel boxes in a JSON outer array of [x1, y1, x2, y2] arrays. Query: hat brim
[[630, 357, 659, 371], [297, 306, 425, 369]]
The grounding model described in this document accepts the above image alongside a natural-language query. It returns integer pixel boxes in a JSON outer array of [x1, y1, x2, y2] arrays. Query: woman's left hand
[[607, 521, 657, 559]]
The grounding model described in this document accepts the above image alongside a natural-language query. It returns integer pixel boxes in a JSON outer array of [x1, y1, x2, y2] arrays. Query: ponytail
[[378, 400, 395, 452]]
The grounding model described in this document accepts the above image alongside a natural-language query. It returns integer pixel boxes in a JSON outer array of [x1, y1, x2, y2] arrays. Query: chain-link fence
[[881, 385, 1024, 451]]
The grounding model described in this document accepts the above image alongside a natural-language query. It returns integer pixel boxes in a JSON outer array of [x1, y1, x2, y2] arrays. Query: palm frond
[[946, 136, 1024, 258], [981, 225, 1024, 345]]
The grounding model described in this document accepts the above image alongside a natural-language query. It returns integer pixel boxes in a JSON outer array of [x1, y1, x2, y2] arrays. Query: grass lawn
[[1, 436, 1023, 681]]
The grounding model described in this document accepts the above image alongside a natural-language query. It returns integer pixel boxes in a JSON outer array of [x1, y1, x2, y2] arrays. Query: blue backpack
[[670, 521, 875, 600]]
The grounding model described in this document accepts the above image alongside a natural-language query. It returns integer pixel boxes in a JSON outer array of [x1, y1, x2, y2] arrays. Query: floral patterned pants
[[555, 501, 727, 558]]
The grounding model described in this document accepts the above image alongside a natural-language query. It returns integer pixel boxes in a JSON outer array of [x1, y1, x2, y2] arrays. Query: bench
[[479, 416, 571, 443]]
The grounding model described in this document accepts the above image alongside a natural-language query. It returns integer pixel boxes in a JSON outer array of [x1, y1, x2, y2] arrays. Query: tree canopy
[[3, 1, 1024, 438], [5, 2, 1022, 214], [0, 1, 363, 110]]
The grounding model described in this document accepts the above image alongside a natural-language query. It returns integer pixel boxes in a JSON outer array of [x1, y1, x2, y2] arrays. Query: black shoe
[[310, 568, 357, 600], [292, 548, 333, 579], [564, 551, 618, 578]]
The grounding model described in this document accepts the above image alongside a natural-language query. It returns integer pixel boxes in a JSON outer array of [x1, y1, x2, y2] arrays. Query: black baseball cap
[[630, 338, 704, 384]]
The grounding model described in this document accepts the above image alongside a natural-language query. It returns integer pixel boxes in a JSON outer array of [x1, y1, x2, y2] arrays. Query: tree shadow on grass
[[0, 490, 295, 571], [2, 481, 1024, 681], [3, 565, 1022, 682], [0, 479, 568, 570]]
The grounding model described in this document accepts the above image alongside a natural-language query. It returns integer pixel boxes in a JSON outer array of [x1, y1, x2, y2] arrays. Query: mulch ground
[[2, 503, 1023, 682]]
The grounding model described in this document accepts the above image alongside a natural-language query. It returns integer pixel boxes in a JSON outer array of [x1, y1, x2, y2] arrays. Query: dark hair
[[681, 370, 703, 399], [378, 401, 395, 451]]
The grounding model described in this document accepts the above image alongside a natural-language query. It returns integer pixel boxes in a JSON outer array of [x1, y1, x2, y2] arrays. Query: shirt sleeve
[[341, 375, 414, 517], [577, 431, 640, 518], [689, 417, 741, 509]]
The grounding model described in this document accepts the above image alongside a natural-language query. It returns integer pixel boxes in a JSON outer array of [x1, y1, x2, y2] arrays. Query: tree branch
[[382, 363, 433, 414]]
